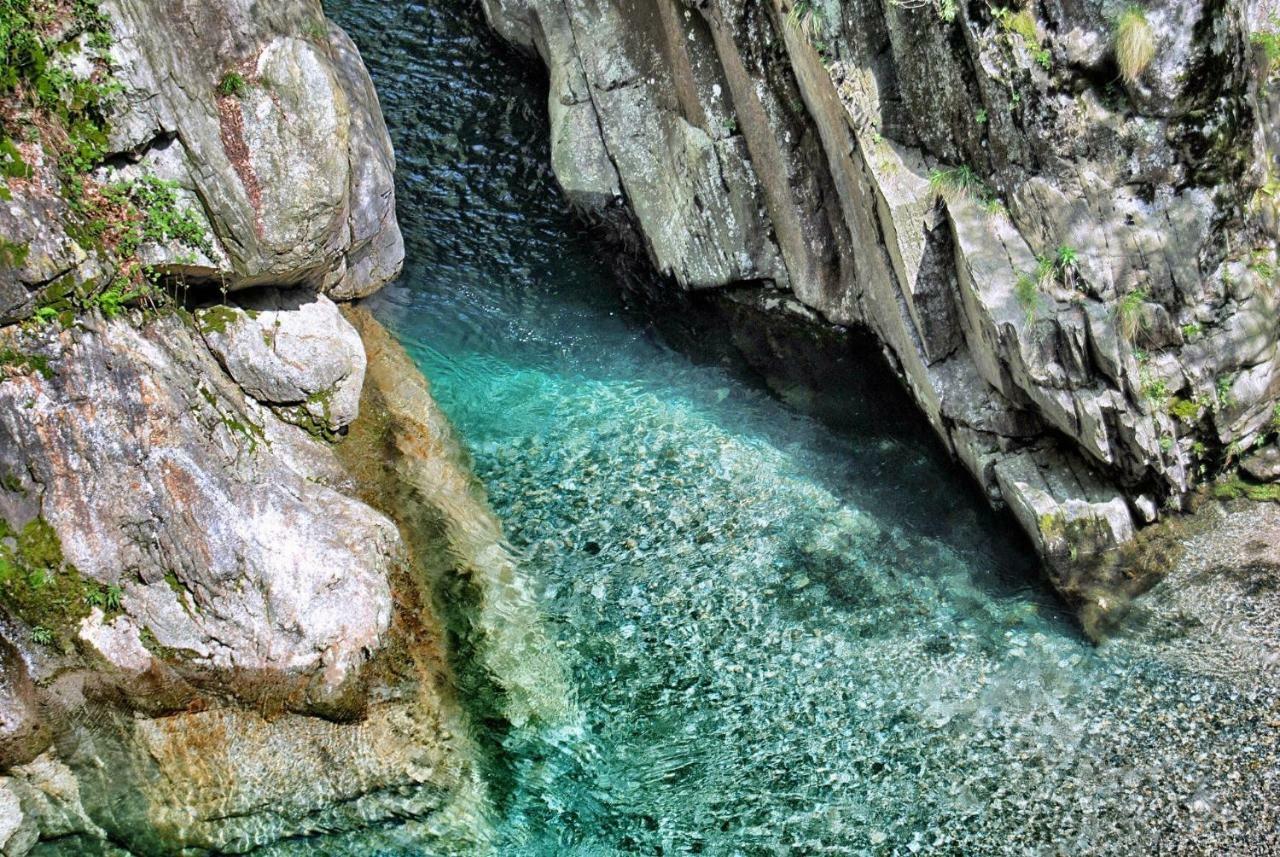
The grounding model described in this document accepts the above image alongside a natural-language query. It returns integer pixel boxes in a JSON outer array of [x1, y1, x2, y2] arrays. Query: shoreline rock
[[482, 0, 1280, 612]]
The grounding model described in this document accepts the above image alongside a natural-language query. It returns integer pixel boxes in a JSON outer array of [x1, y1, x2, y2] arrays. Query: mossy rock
[[0, 517, 112, 652], [1213, 476, 1280, 504]]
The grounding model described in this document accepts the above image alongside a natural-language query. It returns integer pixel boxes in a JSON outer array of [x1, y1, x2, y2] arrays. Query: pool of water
[[313, 1, 1278, 853]]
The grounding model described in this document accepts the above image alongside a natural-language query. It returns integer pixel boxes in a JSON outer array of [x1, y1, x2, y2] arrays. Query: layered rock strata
[[483, 0, 1280, 607]]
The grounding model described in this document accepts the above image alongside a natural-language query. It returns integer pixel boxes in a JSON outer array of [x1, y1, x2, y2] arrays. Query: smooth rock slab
[[199, 289, 366, 432]]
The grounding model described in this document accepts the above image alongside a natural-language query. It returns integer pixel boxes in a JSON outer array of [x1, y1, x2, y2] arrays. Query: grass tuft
[[1115, 6, 1155, 85], [217, 71, 247, 98]]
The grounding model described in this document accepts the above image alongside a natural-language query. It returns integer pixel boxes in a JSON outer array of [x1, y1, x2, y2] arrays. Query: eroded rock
[[199, 289, 367, 433], [102, 0, 403, 295], [0, 316, 394, 710]]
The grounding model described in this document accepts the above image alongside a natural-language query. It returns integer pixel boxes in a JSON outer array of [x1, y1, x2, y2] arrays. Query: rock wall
[[0, 1, 555, 852], [483, 0, 1280, 609]]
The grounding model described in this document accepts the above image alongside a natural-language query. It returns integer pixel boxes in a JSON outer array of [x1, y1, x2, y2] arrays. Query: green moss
[[0, 346, 52, 380], [195, 304, 242, 335], [1037, 512, 1065, 544], [0, 517, 98, 650], [1214, 476, 1280, 503], [196, 383, 266, 453], [287, 389, 340, 443], [0, 236, 27, 267], [164, 570, 196, 616], [994, 7, 1038, 45], [15, 517, 59, 569]]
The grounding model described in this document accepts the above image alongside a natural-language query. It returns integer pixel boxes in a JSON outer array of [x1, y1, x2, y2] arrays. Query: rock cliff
[[483, 0, 1280, 610], [0, 1, 555, 852]]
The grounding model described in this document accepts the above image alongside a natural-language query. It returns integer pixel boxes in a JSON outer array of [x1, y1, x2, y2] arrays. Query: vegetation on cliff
[[1, 0, 211, 325]]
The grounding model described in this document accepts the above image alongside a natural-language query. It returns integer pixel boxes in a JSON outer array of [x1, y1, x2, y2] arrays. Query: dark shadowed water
[[296, 2, 1280, 853]]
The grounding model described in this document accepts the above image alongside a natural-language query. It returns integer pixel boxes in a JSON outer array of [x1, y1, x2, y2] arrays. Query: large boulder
[[103, 0, 403, 296], [0, 315, 395, 712], [199, 289, 367, 434]]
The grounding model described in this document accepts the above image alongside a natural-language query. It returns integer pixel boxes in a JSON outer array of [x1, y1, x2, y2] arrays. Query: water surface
[[317, 1, 1279, 852]]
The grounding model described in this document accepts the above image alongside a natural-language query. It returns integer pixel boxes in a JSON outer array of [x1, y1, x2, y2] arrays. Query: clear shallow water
[[313, 1, 1279, 853]]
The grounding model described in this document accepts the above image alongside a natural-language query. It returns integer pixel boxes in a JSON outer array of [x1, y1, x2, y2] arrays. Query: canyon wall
[[0, 1, 560, 852], [483, 0, 1280, 610]]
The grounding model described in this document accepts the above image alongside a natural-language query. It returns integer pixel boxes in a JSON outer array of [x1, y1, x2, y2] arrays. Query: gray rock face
[[0, 2, 502, 853], [200, 290, 367, 433], [102, 0, 403, 296], [0, 315, 394, 709], [1242, 444, 1280, 483], [486, 0, 1280, 603]]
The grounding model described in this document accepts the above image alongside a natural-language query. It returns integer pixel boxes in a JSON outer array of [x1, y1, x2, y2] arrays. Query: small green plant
[[1014, 271, 1039, 322], [1167, 397, 1202, 423], [1159, 435, 1174, 452], [63, 173, 210, 317], [1143, 378, 1169, 405], [889, 0, 956, 24], [1216, 374, 1235, 408], [930, 164, 981, 197], [786, 0, 823, 43], [1180, 322, 1202, 341], [929, 164, 1005, 214], [1033, 47, 1052, 70], [1252, 16, 1280, 77], [1250, 249, 1277, 291], [1114, 6, 1156, 85], [1114, 287, 1148, 341], [975, 107, 988, 124], [217, 71, 247, 98], [0, 0, 119, 176], [301, 18, 329, 42], [724, 117, 738, 135], [1055, 245, 1079, 288], [30, 625, 52, 646], [105, 582, 123, 610]]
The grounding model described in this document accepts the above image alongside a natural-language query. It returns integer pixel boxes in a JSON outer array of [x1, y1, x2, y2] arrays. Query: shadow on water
[[322, 0, 1048, 606]]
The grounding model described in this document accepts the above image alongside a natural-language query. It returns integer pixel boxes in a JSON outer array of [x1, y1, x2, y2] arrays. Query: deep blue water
[[304, 2, 1278, 853]]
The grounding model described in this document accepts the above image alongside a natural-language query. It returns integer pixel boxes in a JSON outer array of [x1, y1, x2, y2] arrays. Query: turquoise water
[[315, 2, 1278, 853]]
